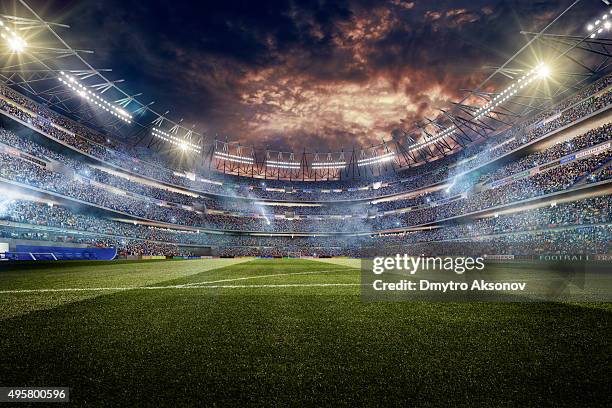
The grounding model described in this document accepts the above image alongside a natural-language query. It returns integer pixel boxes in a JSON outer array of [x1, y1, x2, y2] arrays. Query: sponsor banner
[[540, 160, 559, 170], [433, 195, 463, 206], [576, 142, 611, 159], [510, 254, 608, 261], [516, 170, 530, 179], [490, 179, 505, 188], [560, 154, 575, 164], [507, 254, 609, 262], [593, 254, 612, 261], [490, 169, 533, 189], [538, 254, 590, 261], [483, 254, 515, 260]]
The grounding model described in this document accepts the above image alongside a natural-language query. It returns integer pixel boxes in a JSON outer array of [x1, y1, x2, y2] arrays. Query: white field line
[[0, 282, 364, 294], [0, 269, 361, 294], [178, 269, 354, 287], [185, 283, 363, 289]]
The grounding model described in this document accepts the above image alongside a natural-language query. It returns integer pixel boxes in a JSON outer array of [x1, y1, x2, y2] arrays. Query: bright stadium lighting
[[536, 64, 551, 79], [6, 35, 26, 52], [214, 151, 254, 164], [312, 161, 347, 170], [151, 127, 201, 153], [1, 20, 27, 53], [266, 160, 300, 169], [585, 8, 612, 39], [58, 72, 132, 124], [357, 152, 395, 167], [409, 62, 550, 153]]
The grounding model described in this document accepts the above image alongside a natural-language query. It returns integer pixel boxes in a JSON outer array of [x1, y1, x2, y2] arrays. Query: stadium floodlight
[[357, 152, 395, 167], [151, 127, 201, 153], [214, 151, 254, 164], [0, 20, 27, 53], [586, 9, 612, 38], [58, 72, 132, 124], [536, 64, 551, 79], [312, 161, 347, 170], [409, 62, 550, 153], [266, 160, 301, 170], [7, 35, 26, 52]]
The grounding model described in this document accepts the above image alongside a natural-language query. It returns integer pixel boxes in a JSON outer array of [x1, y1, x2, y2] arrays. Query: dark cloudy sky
[[9, 0, 605, 151]]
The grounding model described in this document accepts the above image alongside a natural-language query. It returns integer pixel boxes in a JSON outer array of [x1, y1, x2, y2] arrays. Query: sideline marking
[[179, 269, 354, 287], [0, 268, 360, 294], [185, 283, 363, 289], [0, 282, 363, 294]]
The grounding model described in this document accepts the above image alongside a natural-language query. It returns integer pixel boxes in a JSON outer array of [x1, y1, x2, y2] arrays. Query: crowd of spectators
[[378, 195, 609, 242], [374, 226, 610, 256], [1, 128, 371, 215], [0, 154, 375, 232], [0, 194, 609, 257], [1, 72, 612, 202], [479, 123, 612, 185], [372, 148, 612, 230], [3, 120, 610, 224], [372, 122, 612, 213], [1, 128, 610, 233]]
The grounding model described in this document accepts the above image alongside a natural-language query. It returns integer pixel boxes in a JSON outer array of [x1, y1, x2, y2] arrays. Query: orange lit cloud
[[59, 0, 588, 152]]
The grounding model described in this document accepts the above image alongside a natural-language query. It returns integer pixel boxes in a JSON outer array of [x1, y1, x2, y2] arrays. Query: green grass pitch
[[0, 258, 610, 406]]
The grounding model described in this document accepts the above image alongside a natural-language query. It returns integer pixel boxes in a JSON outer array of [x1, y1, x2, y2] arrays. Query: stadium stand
[[0, 73, 611, 257]]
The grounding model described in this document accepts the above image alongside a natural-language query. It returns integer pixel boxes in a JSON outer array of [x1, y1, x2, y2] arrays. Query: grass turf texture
[[0, 258, 610, 407]]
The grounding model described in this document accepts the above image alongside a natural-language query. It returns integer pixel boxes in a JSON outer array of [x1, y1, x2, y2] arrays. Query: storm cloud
[[15, 0, 602, 152]]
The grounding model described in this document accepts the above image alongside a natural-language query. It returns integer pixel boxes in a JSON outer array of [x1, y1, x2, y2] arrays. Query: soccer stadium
[[0, 0, 611, 406]]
